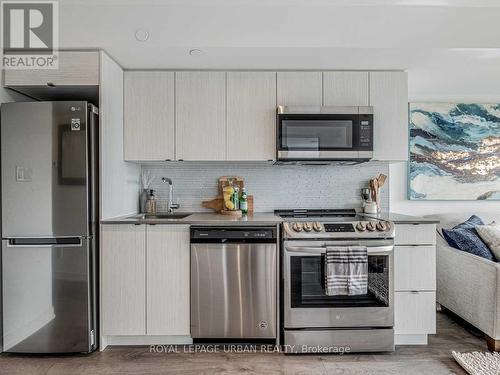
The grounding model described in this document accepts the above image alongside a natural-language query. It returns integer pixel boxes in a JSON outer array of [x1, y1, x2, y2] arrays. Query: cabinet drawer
[[3, 51, 99, 86], [395, 224, 436, 245], [395, 245, 436, 291], [394, 291, 436, 335]]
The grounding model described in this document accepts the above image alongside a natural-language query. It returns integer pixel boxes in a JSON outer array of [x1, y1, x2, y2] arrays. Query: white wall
[[99, 53, 141, 219]]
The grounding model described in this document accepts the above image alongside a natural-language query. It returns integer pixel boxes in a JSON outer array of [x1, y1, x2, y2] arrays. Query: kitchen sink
[[129, 213, 192, 220]]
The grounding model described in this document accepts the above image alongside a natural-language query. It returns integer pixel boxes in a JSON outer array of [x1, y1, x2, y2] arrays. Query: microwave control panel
[[358, 114, 373, 148]]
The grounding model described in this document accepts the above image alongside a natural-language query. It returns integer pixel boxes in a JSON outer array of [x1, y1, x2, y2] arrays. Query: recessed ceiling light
[[189, 49, 203, 56], [135, 28, 150, 42]]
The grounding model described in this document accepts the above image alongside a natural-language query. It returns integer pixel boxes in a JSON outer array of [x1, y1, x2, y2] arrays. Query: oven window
[[281, 120, 353, 150], [290, 255, 389, 308]]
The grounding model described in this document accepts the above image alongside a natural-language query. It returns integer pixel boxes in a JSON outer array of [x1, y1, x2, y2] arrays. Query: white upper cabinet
[[227, 72, 276, 161], [3, 51, 99, 86], [175, 72, 226, 161], [277, 72, 322, 106], [124, 71, 175, 161], [323, 72, 369, 106], [369, 71, 409, 161], [119, 69, 408, 162]]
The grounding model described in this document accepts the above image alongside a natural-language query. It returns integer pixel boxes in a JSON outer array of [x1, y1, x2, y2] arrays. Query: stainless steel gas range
[[276, 209, 395, 353]]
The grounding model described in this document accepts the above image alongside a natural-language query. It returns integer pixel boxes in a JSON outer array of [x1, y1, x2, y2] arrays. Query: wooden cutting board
[[202, 195, 254, 213]]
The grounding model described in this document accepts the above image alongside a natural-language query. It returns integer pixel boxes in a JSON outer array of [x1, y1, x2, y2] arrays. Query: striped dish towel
[[325, 246, 368, 296]]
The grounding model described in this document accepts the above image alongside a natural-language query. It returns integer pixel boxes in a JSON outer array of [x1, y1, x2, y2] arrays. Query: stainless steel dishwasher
[[190, 226, 277, 339]]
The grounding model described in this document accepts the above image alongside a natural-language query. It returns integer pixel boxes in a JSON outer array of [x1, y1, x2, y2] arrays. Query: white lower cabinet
[[147, 225, 190, 335], [394, 245, 436, 291], [395, 292, 437, 335], [101, 224, 146, 336], [393, 223, 437, 345], [100, 224, 191, 348]]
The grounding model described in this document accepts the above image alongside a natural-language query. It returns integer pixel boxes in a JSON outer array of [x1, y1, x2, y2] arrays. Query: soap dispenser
[[145, 189, 157, 215]]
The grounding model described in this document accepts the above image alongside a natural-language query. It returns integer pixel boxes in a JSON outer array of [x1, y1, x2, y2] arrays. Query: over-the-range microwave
[[276, 106, 374, 163]]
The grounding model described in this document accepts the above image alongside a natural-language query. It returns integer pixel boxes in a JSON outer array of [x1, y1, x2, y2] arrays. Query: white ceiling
[[57, 0, 500, 98], [59, 0, 500, 7]]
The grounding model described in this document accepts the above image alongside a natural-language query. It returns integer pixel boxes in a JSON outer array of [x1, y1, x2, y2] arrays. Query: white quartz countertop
[[362, 212, 440, 224], [101, 212, 283, 226], [102, 211, 437, 225]]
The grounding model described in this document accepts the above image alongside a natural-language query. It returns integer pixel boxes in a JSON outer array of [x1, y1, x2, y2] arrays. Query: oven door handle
[[285, 245, 393, 254]]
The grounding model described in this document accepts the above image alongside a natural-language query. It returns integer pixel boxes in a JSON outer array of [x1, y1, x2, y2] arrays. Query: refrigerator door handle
[[87, 104, 98, 236], [6, 237, 83, 248]]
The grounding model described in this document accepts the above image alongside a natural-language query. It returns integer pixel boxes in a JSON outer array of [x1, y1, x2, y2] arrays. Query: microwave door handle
[[285, 245, 393, 254]]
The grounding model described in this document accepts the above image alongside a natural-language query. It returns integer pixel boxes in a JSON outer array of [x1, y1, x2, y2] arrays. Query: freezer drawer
[[191, 243, 277, 339], [1, 237, 95, 353]]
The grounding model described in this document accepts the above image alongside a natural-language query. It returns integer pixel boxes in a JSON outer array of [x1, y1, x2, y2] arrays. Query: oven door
[[277, 113, 372, 160], [283, 240, 393, 329]]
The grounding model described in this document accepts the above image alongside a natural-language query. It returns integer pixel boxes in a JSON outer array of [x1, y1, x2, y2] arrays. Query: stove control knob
[[356, 222, 366, 232], [303, 222, 313, 232], [376, 221, 387, 231], [366, 222, 376, 231], [292, 222, 303, 232], [312, 222, 323, 232]]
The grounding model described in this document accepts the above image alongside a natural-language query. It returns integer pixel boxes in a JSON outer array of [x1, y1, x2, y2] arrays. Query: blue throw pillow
[[442, 215, 495, 261], [455, 215, 484, 229], [443, 215, 484, 248]]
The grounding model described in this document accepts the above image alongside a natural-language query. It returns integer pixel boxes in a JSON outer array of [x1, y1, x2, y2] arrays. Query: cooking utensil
[[377, 174, 387, 188]]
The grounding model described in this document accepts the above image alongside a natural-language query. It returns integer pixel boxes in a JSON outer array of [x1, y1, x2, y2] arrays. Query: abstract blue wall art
[[409, 103, 500, 200]]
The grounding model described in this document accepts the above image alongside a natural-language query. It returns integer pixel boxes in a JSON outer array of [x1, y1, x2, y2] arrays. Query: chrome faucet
[[161, 177, 180, 213]]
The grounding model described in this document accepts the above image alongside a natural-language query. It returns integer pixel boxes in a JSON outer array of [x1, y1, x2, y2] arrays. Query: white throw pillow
[[476, 222, 500, 260]]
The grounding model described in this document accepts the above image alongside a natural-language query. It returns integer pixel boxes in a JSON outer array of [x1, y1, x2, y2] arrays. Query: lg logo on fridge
[[1, 1, 59, 69]]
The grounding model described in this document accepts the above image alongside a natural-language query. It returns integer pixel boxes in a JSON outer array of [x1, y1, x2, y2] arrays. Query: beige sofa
[[432, 214, 500, 351]]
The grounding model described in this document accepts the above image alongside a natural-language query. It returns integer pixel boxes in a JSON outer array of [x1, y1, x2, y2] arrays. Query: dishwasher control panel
[[190, 226, 277, 243]]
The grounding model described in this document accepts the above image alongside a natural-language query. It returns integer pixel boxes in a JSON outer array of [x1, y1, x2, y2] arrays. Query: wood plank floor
[[0, 311, 487, 375]]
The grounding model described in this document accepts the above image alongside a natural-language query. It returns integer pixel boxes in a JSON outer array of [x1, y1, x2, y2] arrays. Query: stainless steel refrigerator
[[1, 101, 98, 353]]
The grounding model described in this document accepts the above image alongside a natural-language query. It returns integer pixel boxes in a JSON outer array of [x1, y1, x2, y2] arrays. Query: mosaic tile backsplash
[[141, 162, 390, 213]]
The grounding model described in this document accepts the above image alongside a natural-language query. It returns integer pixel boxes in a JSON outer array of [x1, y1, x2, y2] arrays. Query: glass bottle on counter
[[139, 189, 148, 213], [240, 188, 248, 215], [232, 186, 240, 211], [145, 189, 157, 215]]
